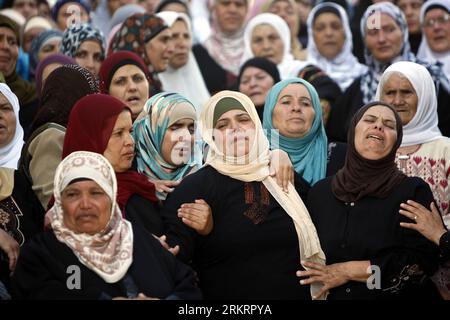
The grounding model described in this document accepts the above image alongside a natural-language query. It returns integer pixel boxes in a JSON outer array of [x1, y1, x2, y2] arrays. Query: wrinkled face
[[365, 13, 403, 63], [214, 0, 248, 34], [213, 109, 256, 157], [272, 83, 315, 138], [56, 2, 89, 30], [61, 180, 112, 235], [0, 93, 16, 148], [74, 40, 104, 76], [354, 105, 398, 160], [103, 110, 135, 173], [23, 27, 45, 53], [380, 73, 418, 125], [269, 0, 299, 37], [251, 24, 284, 64], [109, 64, 149, 121], [313, 12, 346, 60], [13, 0, 38, 19], [170, 20, 191, 69], [0, 27, 19, 77], [145, 28, 174, 73], [397, 0, 423, 34], [423, 8, 450, 53], [41, 63, 62, 90], [37, 38, 62, 62], [239, 66, 275, 107], [161, 118, 195, 166]]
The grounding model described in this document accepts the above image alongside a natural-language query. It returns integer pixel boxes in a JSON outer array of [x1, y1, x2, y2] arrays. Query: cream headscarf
[[0, 83, 24, 170], [200, 90, 326, 299], [46, 151, 133, 284]]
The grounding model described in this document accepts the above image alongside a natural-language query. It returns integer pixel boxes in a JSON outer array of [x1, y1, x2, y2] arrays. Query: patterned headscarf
[[46, 151, 133, 283], [0, 83, 24, 169], [51, 0, 91, 22], [263, 78, 328, 185], [360, 2, 414, 104], [60, 23, 105, 58], [110, 13, 168, 92], [29, 30, 63, 76], [133, 92, 198, 200]]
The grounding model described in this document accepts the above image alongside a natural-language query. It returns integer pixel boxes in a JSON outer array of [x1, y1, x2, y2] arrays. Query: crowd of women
[[0, 0, 449, 300]]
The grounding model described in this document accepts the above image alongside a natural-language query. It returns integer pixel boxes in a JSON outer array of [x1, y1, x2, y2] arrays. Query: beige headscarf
[[200, 90, 326, 299], [46, 151, 133, 283], [0, 167, 14, 201]]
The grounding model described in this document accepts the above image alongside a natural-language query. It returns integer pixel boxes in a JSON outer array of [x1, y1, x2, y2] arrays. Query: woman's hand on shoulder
[[178, 199, 213, 236], [400, 201, 447, 245], [269, 149, 294, 193]]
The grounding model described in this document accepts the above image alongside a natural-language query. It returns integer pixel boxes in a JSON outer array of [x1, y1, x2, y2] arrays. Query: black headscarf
[[29, 64, 99, 136], [331, 101, 406, 203]]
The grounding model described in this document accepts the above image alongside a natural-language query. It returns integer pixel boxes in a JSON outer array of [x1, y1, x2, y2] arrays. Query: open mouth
[[127, 96, 140, 103], [367, 134, 383, 141]]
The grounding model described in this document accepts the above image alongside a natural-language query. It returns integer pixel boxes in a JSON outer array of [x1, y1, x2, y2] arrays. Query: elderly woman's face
[[145, 28, 174, 73], [161, 118, 195, 166], [75, 40, 104, 76], [239, 66, 275, 107], [103, 110, 135, 173], [0, 27, 19, 77], [170, 20, 192, 69], [23, 27, 45, 53], [0, 93, 16, 148], [272, 83, 315, 138], [354, 105, 398, 160], [313, 12, 346, 60], [109, 64, 149, 121], [364, 13, 403, 63], [251, 24, 284, 65], [269, 0, 299, 37], [213, 109, 256, 157], [61, 180, 111, 235], [380, 73, 418, 125]]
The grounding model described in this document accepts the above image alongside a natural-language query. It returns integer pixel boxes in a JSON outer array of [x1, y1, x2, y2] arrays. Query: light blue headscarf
[[133, 92, 200, 200], [263, 78, 327, 185]]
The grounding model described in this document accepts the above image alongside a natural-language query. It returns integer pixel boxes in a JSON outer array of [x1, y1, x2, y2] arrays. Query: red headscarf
[[63, 94, 158, 214], [98, 51, 151, 94]]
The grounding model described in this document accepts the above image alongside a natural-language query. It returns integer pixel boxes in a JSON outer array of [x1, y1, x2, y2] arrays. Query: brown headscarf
[[331, 101, 406, 203]]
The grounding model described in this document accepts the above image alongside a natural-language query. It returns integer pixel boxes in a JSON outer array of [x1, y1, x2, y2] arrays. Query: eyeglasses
[[423, 13, 450, 28]]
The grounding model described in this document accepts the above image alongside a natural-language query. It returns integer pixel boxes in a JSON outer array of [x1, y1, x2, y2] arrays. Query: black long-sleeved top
[[161, 165, 311, 300], [11, 225, 202, 300], [307, 176, 441, 300], [439, 232, 450, 259]]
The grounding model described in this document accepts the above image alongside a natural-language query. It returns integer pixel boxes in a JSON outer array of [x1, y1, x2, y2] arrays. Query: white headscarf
[[200, 90, 326, 300], [0, 83, 24, 170], [306, 2, 367, 91], [46, 151, 133, 284], [157, 11, 210, 114], [375, 61, 442, 147], [417, 0, 450, 81], [241, 13, 309, 79]]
